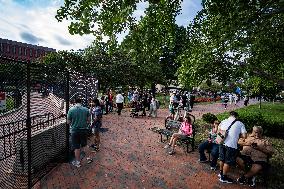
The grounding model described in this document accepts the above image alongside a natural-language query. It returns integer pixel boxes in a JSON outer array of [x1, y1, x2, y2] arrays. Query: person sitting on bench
[[164, 115, 193, 155], [198, 119, 220, 170], [236, 126, 275, 187]]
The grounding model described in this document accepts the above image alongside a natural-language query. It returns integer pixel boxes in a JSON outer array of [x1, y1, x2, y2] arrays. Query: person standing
[[244, 95, 249, 106], [67, 98, 91, 168], [218, 111, 247, 183], [108, 90, 113, 112], [148, 97, 158, 118], [90, 99, 103, 151], [116, 91, 124, 115], [189, 93, 195, 109]]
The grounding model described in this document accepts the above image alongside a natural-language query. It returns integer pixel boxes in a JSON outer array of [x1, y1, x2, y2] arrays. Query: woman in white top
[[116, 91, 124, 115]]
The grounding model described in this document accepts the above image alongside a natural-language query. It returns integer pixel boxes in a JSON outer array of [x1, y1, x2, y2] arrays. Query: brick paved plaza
[[37, 101, 262, 189]]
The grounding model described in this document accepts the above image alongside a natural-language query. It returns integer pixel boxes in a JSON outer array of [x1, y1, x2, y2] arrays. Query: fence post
[[65, 69, 70, 161], [26, 61, 32, 189]]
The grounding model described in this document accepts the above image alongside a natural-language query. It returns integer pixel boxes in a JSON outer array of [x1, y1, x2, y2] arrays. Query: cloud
[[54, 35, 72, 46], [20, 32, 44, 44], [0, 0, 202, 50], [176, 0, 203, 26], [0, 0, 95, 51]]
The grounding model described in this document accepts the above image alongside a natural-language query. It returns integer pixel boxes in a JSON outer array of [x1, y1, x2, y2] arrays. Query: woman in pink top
[[164, 116, 193, 155]]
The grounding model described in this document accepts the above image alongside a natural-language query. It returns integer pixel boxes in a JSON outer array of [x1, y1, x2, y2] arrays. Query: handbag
[[216, 119, 237, 144]]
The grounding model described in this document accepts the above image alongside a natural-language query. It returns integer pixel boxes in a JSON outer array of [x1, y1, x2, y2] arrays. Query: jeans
[[199, 141, 219, 167]]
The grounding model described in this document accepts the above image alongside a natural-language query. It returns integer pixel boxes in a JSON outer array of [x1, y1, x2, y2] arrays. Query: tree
[[178, 0, 284, 89], [56, 0, 181, 39]]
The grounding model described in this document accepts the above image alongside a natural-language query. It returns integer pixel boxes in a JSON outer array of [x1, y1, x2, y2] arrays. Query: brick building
[[0, 38, 56, 61]]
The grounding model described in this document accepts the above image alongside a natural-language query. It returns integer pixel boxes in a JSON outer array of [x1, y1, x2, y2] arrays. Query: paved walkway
[[38, 100, 262, 189]]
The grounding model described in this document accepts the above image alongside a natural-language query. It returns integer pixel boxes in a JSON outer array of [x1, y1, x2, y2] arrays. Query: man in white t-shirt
[[116, 91, 124, 115], [218, 111, 247, 184]]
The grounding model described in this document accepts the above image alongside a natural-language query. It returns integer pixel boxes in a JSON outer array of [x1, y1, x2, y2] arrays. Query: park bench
[[158, 114, 196, 153]]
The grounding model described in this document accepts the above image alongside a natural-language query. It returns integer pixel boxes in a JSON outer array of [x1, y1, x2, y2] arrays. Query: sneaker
[[237, 175, 247, 185], [90, 144, 97, 148], [169, 150, 175, 155], [210, 166, 217, 171], [219, 175, 234, 184], [71, 160, 81, 168], [87, 157, 93, 164], [90, 146, 99, 152], [248, 176, 256, 187], [164, 144, 170, 149], [218, 171, 223, 178]]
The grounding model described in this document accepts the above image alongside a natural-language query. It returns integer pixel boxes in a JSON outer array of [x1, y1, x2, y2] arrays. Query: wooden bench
[[159, 115, 196, 153]]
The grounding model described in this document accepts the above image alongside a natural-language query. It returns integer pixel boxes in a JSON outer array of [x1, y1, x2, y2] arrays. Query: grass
[[195, 102, 284, 188]]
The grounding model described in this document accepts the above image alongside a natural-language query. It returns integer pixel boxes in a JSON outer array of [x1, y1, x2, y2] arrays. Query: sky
[[0, 0, 203, 51]]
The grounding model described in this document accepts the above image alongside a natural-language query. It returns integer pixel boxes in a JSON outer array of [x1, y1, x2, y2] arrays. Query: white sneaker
[[164, 144, 170, 149], [71, 160, 81, 168]]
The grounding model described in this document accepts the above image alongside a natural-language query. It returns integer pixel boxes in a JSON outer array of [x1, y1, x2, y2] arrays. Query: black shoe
[[219, 175, 234, 184], [248, 176, 256, 187], [237, 175, 247, 185]]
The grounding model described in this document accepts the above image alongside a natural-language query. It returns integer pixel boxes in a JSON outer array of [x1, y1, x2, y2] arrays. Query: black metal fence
[[0, 56, 98, 188]]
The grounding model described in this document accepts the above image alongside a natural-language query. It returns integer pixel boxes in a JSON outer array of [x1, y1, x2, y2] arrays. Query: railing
[[0, 113, 57, 161]]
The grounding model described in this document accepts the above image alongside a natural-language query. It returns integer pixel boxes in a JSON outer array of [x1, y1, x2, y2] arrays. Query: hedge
[[216, 103, 284, 138]]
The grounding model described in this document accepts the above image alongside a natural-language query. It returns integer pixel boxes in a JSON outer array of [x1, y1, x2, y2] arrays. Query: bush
[[202, 113, 217, 124], [216, 103, 284, 138]]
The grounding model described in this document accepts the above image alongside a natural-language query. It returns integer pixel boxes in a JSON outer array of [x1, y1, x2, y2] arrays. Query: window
[[13, 46, 16, 54], [19, 47, 22, 55], [24, 48, 27, 56], [30, 49, 33, 57], [7, 44, 10, 53], [0, 43, 3, 52]]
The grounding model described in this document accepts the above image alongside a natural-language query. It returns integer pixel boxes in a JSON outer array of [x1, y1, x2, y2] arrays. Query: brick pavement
[[38, 100, 263, 189]]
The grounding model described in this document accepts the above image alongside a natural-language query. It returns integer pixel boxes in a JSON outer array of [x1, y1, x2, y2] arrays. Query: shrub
[[216, 103, 284, 138], [202, 113, 218, 124]]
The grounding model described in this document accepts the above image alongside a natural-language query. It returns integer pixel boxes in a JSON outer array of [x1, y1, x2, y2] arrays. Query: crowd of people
[[66, 89, 274, 187]]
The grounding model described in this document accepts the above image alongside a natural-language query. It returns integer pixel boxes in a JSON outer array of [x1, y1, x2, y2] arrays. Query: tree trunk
[[259, 96, 262, 109], [151, 83, 156, 98]]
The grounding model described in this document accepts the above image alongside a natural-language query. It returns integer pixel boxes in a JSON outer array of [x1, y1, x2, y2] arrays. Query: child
[[90, 99, 103, 151], [167, 101, 175, 120], [164, 116, 193, 155]]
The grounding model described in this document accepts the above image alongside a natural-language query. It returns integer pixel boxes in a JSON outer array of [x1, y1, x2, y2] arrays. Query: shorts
[[239, 155, 269, 170], [71, 131, 88, 149], [176, 131, 188, 139], [219, 145, 238, 166], [92, 121, 102, 134]]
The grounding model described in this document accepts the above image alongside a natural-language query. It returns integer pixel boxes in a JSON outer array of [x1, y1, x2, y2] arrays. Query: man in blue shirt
[[67, 98, 90, 167]]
